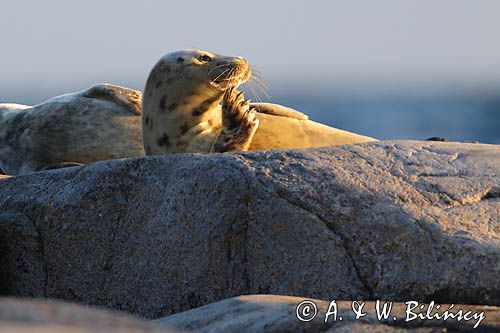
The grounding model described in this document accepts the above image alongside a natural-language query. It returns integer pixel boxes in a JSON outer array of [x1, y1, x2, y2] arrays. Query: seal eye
[[199, 55, 212, 62]]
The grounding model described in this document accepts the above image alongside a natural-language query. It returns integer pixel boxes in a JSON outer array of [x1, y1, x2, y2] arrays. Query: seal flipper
[[82, 84, 142, 115], [250, 102, 308, 120], [211, 88, 259, 152]]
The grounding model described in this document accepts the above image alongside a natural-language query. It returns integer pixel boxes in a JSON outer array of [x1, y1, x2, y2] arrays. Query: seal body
[[250, 113, 375, 149], [142, 49, 375, 156], [0, 84, 144, 175], [1, 50, 375, 175]]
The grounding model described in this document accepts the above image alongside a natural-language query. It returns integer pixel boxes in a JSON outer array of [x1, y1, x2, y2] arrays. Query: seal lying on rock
[[0, 84, 144, 175], [0, 50, 375, 175], [142, 49, 376, 155]]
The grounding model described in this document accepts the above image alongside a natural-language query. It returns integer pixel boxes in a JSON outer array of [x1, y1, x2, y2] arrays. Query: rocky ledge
[[1, 295, 499, 332], [0, 141, 498, 321]]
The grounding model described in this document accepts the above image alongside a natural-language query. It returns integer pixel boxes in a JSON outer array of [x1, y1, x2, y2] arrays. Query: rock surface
[[0, 297, 169, 332], [155, 294, 500, 333], [3, 295, 498, 332], [0, 141, 499, 318]]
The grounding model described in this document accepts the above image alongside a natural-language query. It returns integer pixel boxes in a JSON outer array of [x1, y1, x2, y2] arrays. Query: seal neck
[[142, 79, 225, 154]]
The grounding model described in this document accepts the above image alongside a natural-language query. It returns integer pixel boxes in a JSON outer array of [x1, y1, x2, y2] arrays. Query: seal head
[[142, 50, 252, 155]]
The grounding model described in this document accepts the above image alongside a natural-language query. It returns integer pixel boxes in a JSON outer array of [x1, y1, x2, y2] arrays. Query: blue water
[[2, 88, 499, 144], [270, 94, 500, 144]]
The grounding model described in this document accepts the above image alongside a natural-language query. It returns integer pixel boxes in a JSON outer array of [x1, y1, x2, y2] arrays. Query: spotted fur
[[142, 49, 256, 155], [0, 84, 145, 175], [156, 133, 170, 147]]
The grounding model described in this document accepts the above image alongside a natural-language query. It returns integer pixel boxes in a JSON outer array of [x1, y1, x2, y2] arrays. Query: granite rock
[[0, 141, 498, 318]]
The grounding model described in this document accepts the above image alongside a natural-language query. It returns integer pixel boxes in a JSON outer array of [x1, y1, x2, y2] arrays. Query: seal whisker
[[245, 82, 262, 103], [211, 67, 233, 86], [247, 76, 270, 102], [247, 67, 270, 100], [255, 82, 271, 101], [217, 68, 238, 84], [246, 77, 266, 103], [208, 63, 232, 75], [255, 85, 267, 103], [250, 72, 270, 92], [212, 68, 231, 82]]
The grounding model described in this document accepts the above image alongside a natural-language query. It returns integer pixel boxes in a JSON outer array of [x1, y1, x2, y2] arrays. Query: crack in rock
[[29, 215, 49, 296], [226, 157, 252, 295], [251, 175, 374, 299], [482, 188, 500, 200]]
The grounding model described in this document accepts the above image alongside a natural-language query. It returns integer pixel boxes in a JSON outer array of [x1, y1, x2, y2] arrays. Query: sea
[[269, 92, 500, 144], [2, 84, 499, 145]]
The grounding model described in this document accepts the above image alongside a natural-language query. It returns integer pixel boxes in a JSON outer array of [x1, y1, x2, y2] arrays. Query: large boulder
[[3, 295, 498, 332], [155, 294, 500, 332], [0, 297, 169, 332], [0, 141, 498, 318]]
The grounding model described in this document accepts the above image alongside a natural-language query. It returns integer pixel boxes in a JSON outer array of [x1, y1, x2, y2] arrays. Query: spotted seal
[[0, 84, 144, 175], [0, 51, 375, 175], [141, 49, 375, 156]]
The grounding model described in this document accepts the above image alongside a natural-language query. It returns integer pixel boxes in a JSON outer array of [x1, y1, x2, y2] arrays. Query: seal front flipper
[[210, 88, 259, 152], [82, 84, 142, 115], [250, 102, 308, 120]]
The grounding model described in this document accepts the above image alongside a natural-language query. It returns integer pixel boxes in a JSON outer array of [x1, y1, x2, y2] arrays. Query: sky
[[1, 0, 500, 101]]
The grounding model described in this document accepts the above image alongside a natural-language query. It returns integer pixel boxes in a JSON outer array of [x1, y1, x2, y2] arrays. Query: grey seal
[[0, 50, 376, 175], [141, 49, 375, 156], [0, 84, 144, 175]]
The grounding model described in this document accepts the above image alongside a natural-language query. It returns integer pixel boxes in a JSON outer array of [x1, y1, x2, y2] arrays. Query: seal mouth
[[209, 58, 251, 91]]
